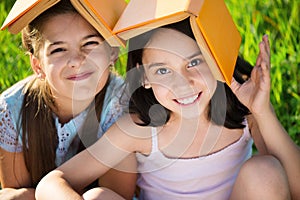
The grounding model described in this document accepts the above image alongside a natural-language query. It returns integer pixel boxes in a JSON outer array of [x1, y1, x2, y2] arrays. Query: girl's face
[[142, 28, 217, 119], [34, 13, 115, 102]]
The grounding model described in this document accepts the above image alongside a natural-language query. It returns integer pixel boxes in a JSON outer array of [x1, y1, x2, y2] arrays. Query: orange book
[[70, 0, 127, 46], [1, 0, 60, 34], [113, 0, 241, 85], [1, 0, 127, 47]]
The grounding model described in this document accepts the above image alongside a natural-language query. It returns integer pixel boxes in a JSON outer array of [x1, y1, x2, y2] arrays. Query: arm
[[98, 153, 137, 200], [231, 35, 300, 199], [0, 148, 35, 200], [247, 113, 268, 155], [36, 116, 141, 200]]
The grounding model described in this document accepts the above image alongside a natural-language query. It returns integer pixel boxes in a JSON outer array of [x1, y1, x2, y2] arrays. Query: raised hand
[[230, 35, 271, 115]]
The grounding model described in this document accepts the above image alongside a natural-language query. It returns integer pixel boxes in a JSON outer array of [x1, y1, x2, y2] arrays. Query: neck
[[161, 113, 226, 158], [54, 97, 94, 124]]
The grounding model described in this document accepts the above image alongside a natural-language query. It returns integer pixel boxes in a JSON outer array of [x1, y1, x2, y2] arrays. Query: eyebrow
[[147, 62, 165, 69], [146, 51, 202, 69], [187, 51, 202, 59], [48, 34, 102, 47], [83, 34, 102, 40]]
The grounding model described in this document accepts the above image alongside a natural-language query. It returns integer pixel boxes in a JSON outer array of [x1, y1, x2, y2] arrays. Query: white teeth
[[176, 94, 199, 105]]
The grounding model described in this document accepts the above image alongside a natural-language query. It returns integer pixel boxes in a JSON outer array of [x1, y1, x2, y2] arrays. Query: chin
[[72, 90, 96, 101], [176, 106, 203, 120]]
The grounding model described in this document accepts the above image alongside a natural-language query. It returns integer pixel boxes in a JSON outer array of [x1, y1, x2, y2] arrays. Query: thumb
[[230, 77, 241, 94]]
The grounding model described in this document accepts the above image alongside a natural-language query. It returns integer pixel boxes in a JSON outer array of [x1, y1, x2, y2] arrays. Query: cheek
[[88, 50, 112, 70], [43, 64, 58, 79], [197, 68, 218, 95], [206, 78, 218, 98], [96, 68, 110, 86], [151, 85, 171, 105]]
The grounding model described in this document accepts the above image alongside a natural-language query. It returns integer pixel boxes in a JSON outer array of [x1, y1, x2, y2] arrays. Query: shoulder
[[0, 77, 32, 119], [106, 114, 152, 154], [102, 73, 127, 109], [106, 73, 125, 95], [99, 74, 127, 133], [0, 77, 31, 102], [0, 77, 32, 152]]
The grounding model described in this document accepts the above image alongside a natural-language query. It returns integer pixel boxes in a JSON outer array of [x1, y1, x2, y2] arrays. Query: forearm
[[0, 188, 35, 200], [253, 107, 300, 198], [253, 107, 299, 158], [35, 170, 83, 200]]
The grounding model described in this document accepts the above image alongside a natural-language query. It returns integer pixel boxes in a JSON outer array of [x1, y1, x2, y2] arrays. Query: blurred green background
[[0, 0, 299, 144]]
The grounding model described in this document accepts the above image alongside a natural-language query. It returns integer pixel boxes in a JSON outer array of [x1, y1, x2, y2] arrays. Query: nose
[[170, 69, 196, 93], [174, 68, 195, 85], [67, 50, 85, 68]]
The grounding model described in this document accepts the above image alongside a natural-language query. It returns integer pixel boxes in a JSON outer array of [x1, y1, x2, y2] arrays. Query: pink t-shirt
[[136, 124, 253, 200]]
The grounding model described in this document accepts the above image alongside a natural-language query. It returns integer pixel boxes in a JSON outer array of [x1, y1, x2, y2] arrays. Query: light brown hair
[[18, 0, 107, 186]]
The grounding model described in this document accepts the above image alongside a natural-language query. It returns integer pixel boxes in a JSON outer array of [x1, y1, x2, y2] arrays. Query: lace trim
[[0, 105, 22, 152]]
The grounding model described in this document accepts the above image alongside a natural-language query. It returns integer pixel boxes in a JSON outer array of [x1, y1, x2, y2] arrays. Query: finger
[[255, 52, 262, 67], [250, 65, 259, 83], [255, 40, 265, 67], [259, 40, 271, 70], [260, 59, 271, 85], [261, 35, 271, 68], [230, 77, 241, 93], [262, 34, 271, 57]]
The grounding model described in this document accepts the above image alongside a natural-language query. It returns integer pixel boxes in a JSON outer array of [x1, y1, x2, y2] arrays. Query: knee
[[243, 155, 287, 182], [231, 155, 290, 200], [83, 187, 125, 200]]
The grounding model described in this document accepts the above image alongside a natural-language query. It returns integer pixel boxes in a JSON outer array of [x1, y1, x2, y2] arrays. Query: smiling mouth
[[175, 92, 201, 105], [67, 72, 93, 81]]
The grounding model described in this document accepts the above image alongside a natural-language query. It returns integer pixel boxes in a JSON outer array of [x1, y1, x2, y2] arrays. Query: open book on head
[[1, 0, 126, 47], [113, 0, 241, 84]]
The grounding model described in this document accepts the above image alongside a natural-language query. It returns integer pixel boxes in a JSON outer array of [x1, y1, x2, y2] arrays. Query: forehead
[[144, 28, 200, 58], [41, 13, 98, 40]]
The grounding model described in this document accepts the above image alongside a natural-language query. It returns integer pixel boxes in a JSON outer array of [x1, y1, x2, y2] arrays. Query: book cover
[[71, 0, 127, 46], [2, 0, 127, 47], [113, 0, 202, 40], [1, 0, 60, 34], [195, 0, 241, 85]]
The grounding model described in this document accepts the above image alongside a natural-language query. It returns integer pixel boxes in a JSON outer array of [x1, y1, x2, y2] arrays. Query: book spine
[[185, 0, 204, 16]]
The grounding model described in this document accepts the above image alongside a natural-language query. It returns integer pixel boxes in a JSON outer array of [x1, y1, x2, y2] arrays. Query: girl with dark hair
[[0, 1, 136, 199], [36, 20, 299, 200]]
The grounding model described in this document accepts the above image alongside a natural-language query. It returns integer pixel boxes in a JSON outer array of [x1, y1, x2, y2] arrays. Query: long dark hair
[[125, 19, 250, 128], [19, 0, 108, 186]]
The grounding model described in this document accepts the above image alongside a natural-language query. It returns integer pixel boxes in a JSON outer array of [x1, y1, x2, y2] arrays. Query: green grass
[[0, 2, 32, 91], [0, 0, 299, 144], [225, 0, 300, 144]]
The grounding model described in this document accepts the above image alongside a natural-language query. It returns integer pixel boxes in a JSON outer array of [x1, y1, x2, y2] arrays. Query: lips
[[66, 72, 93, 81], [175, 92, 201, 105]]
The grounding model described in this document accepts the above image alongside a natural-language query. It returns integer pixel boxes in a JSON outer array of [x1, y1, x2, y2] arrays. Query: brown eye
[[83, 41, 99, 47], [50, 48, 66, 55]]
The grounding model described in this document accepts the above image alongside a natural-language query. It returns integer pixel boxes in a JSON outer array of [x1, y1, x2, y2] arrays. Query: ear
[[30, 54, 45, 79], [143, 75, 151, 89]]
